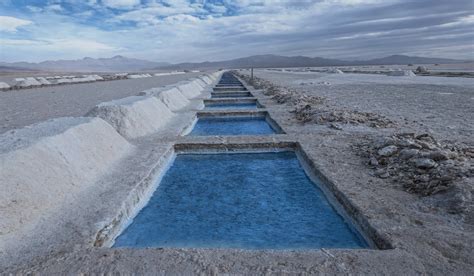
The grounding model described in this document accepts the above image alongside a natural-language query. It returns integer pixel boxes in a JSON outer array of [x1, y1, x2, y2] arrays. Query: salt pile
[[0, 82, 10, 89], [0, 117, 133, 243], [87, 96, 174, 139], [15, 77, 42, 87], [327, 68, 344, 74], [35, 77, 51, 85], [387, 70, 416, 77]]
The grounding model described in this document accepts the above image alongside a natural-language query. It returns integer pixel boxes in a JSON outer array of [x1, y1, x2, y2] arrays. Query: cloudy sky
[[1, 0, 473, 63]]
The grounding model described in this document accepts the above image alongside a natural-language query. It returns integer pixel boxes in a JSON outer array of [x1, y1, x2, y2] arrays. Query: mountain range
[[0, 55, 168, 72], [159, 54, 469, 70], [0, 54, 469, 72]]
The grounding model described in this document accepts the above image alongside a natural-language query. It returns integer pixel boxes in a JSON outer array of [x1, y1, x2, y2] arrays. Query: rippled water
[[114, 152, 368, 249], [189, 117, 276, 136]]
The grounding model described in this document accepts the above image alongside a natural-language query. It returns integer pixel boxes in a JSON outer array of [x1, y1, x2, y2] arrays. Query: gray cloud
[[1, 0, 473, 62]]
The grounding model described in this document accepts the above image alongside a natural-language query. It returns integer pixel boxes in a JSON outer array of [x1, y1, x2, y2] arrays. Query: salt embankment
[[0, 117, 134, 244], [86, 96, 175, 139], [0, 71, 221, 254]]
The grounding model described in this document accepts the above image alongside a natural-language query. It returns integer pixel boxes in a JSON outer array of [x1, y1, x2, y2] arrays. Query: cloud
[[0, 16, 33, 32], [101, 0, 141, 9], [207, 3, 227, 14], [0, 0, 473, 62], [45, 38, 120, 51], [1, 37, 119, 51], [46, 4, 64, 12], [0, 38, 42, 46], [26, 5, 43, 13]]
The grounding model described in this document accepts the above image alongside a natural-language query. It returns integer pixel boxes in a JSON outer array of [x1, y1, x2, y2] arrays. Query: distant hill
[[0, 56, 169, 72], [158, 54, 469, 70], [0, 65, 40, 72], [356, 55, 466, 66], [158, 54, 346, 70], [1, 54, 468, 72]]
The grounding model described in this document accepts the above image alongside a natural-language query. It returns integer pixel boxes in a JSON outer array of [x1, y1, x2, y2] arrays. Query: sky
[[1, 0, 473, 63]]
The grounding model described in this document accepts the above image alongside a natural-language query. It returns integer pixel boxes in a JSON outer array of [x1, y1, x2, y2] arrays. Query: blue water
[[205, 103, 257, 110], [189, 117, 277, 136], [114, 152, 368, 249]]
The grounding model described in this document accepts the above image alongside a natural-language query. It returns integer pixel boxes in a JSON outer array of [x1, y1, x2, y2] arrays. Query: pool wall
[[204, 98, 263, 108], [97, 141, 391, 250], [211, 91, 253, 98], [94, 145, 177, 247], [295, 144, 391, 250]]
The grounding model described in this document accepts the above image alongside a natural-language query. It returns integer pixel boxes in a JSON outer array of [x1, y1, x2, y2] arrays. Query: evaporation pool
[[189, 117, 277, 136], [114, 152, 368, 249], [205, 103, 258, 110]]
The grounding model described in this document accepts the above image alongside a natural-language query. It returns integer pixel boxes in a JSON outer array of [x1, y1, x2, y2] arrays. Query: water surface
[[114, 152, 368, 249], [189, 117, 276, 136]]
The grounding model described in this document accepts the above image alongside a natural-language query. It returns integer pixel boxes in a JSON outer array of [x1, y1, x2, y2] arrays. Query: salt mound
[[176, 81, 203, 99], [156, 87, 190, 111], [327, 68, 344, 74], [16, 77, 42, 87], [138, 87, 165, 97], [388, 70, 416, 77], [138, 86, 190, 111], [87, 96, 174, 139], [0, 82, 10, 89], [92, 75, 104, 81], [416, 66, 428, 73], [0, 117, 132, 240], [56, 78, 72, 84], [192, 78, 207, 88], [198, 75, 212, 85], [72, 76, 96, 83], [35, 77, 51, 85], [155, 71, 185, 76]]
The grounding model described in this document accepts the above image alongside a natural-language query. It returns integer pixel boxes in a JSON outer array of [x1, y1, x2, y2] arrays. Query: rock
[[415, 133, 432, 139], [426, 150, 450, 161], [397, 139, 422, 149], [418, 141, 437, 150], [375, 168, 390, 178], [379, 172, 390, 178], [329, 123, 343, 130], [378, 145, 398, 157], [369, 156, 379, 166], [413, 158, 437, 169], [373, 137, 396, 149], [399, 148, 420, 160]]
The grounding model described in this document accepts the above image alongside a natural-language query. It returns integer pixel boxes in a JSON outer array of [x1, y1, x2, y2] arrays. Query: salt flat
[[0, 72, 201, 133], [252, 69, 474, 145], [1, 71, 473, 274]]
